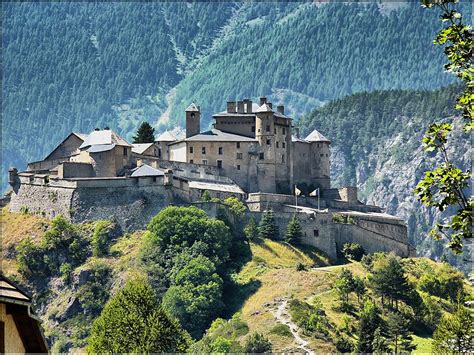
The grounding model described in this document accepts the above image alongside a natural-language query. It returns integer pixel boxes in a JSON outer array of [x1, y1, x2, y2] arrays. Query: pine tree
[[356, 300, 381, 353], [285, 214, 303, 244], [258, 208, 278, 240], [386, 312, 416, 353], [372, 327, 389, 354], [244, 217, 259, 241], [133, 121, 155, 143]]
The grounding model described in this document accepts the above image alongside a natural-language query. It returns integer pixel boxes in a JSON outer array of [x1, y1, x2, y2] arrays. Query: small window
[[314, 229, 319, 237], [217, 160, 223, 168], [158, 148, 162, 158], [252, 126, 256, 132], [258, 128, 261, 133], [317, 143, 321, 148], [218, 147, 223, 155], [152, 176, 157, 182], [202, 147, 206, 154], [190, 159, 194, 164], [202, 159, 208, 165], [237, 165, 241, 170], [283, 128, 286, 135], [259, 153, 264, 160], [320, 154, 323, 157], [274, 128, 277, 134], [190, 146, 194, 153], [236, 142, 241, 149], [326, 154, 329, 157], [282, 154, 285, 163], [266, 125, 270, 132], [282, 142, 286, 148], [266, 139, 271, 145], [237, 152, 243, 159], [123, 147, 128, 156], [276, 142, 279, 148]]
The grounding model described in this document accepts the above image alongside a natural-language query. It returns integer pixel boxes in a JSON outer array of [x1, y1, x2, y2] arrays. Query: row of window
[[258, 126, 287, 134], [189, 143, 242, 155], [189, 158, 243, 171]]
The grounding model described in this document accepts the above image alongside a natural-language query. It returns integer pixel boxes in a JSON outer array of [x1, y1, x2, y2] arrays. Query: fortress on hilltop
[[8, 97, 415, 259]]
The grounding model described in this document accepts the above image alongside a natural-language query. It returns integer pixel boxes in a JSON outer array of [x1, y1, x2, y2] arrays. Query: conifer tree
[[386, 312, 416, 353], [133, 122, 155, 143], [244, 217, 259, 241], [285, 214, 303, 244], [258, 208, 278, 240], [356, 300, 381, 353], [372, 327, 389, 354]]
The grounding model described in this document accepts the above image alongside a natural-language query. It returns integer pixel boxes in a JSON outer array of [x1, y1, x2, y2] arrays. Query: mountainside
[[2, 206, 471, 353], [3, 1, 470, 188], [299, 84, 471, 269]]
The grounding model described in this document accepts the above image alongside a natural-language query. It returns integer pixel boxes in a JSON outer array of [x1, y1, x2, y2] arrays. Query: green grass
[[413, 334, 432, 353]]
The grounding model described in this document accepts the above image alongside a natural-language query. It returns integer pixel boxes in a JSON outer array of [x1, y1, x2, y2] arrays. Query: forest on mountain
[[4, 1, 470, 189]]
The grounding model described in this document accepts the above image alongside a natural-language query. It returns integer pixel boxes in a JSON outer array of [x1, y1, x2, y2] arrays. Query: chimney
[[268, 102, 273, 109], [104, 126, 110, 130], [259, 97, 267, 105], [295, 127, 300, 138], [227, 101, 236, 113], [94, 128, 100, 131], [277, 105, 284, 114], [237, 101, 245, 113], [243, 99, 253, 113]]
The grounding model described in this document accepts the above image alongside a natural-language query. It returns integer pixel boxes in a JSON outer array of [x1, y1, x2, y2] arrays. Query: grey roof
[[185, 103, 200, 112], [79, 130, 131, 149], [305, 130, 331, 143], [87, 143, 115, 153], [176, 129, 257, 143], [213, 103, 259, 117], [255, 103, 273, 113], [155, 131, 178, 142], [188, 180, 245, 194], [73, 132, 89, 141], [131, 164, 164, 177], [292, 135, 309, 143], [132, 143, 154, 154]]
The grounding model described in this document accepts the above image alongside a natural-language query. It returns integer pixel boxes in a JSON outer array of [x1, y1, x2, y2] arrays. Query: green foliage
[[244, 217, 259, 241], [295, 262, 307, 272], [432, 299, 474, 353], [333, 268, 356, 305], [335, 335, 354, 353], [386, 311, 416, 353], [77, 261, 112, 316], [162, 254, 224, 338], [371, 327, 389, 353], [289, 299, 329, 336], [243, 333, 272, 353], [87, 278, 189, 353], [223, 196, 247, 219], [368, 253, 414, 309], [415, 0, 473, 254], [201, 190, 212, 202], [419, 293, 443, 330], [91, 220, 113, 257], [258, 208, 278, 240], [132, 121, 155, 143], [418, 262, 465, 301], [284, 214, 303, 244], [60, 263, 72, 284], [16, 236, 44, 276], [356, 300, 382, 353], [270, 323, 292, 337], [342, 243, 366, 261]]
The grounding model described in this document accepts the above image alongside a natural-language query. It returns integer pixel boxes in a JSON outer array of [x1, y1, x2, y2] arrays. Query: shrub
[[296, 262, 307, 271], [258, 208, 278, 240], [289, 299, 329, 336], [342, 243, 365, 261], [60, 263, 73, 284], [16, 236, 45, 276], [418, 263, 465, 302], [335, 335, 354, 353], [244, 333, 272, 353], [244, 217, 259, 241], [270, 324, 292, 337], [91, 221, 113, 257], [77, 262, 111, 316], [201, 190, 212, 201], [223, 196, 247, 219]]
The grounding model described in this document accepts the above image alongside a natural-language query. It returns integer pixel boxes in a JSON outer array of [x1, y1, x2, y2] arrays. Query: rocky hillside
[[4, 1, 471, 188]]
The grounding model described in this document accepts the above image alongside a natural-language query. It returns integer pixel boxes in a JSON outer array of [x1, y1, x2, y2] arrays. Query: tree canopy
[[133, 121, 155, 143]]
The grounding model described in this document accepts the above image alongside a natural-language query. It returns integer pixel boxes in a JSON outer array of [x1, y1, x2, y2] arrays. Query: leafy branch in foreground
[[415, 0, 473, 253]]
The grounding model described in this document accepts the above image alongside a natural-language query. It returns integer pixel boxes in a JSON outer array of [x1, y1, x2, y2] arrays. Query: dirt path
[[273, 298, 314, 354]]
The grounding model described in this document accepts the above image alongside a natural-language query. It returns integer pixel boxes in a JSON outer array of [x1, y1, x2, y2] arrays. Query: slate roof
[[213, 102, 260, 117], [79, 130, 131, 149], [132, 143, 154, 154], [131, 164, 164, 177], [291, 135, 309, 143], [171, 129, 257, 144], [188, 180, 245, 194], [87, 144, 115, 153], [305, 130, 331, 143], [185, 103, 200, 112], [44, 132, 89, 160], [0, 277, 30, 303]]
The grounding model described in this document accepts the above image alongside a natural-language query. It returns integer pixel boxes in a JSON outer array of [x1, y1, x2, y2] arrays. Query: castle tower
[[185, 103, 200, 138], [255, 99, 277, 192], [305, 130, 331, 190]]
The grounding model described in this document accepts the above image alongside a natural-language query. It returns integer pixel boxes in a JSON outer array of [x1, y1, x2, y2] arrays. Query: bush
[[335, 335, 354, 353], [296, 262, 307, 271], [60, 263, 73, 283], [289, 299, 329, 336], [244, 217, 259, 241], [342, 243, 365, 261], [418, 263, 465, 302], [270, 324, 292, 337], [91, 221, 113, 257], [244, 333, 272, 353], [223, 196, 247, 219], [77, 262, 112, 316]]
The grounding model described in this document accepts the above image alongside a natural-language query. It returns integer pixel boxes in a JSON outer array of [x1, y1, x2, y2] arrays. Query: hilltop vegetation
[[4, 1, 471, 189], [2, 205, 472, 353]]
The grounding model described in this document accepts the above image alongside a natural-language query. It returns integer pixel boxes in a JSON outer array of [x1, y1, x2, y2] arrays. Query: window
[[259, 153, 264, 160], [190, 159, 194, 164], [282, 154, 285, 163], [314, 229, 319, 237], [320, 154, 323, 157], [236, 152, 243, 159], [202, 147, 206, 154], [326, 154, 329, 157], [158, 148, 162, 158], [266, 139, 271, 145], [123, 147, 128, 156], [202, 159, 208, 165], [190, 146, 194, 153], [276, 142, 279, 148], [153, 176, 157, 183], [266, 125, 270, 132], [317, 143, 320, 148], [283, 128, 286, 135], [237, 165, 241, 170], [282, 142, 286, 148], [236, 142, 241, 148], [252, 126, 256, 132], [217, 160, 223, 168], [218, 147, 223, 155], [274, 128, 277, 134]]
